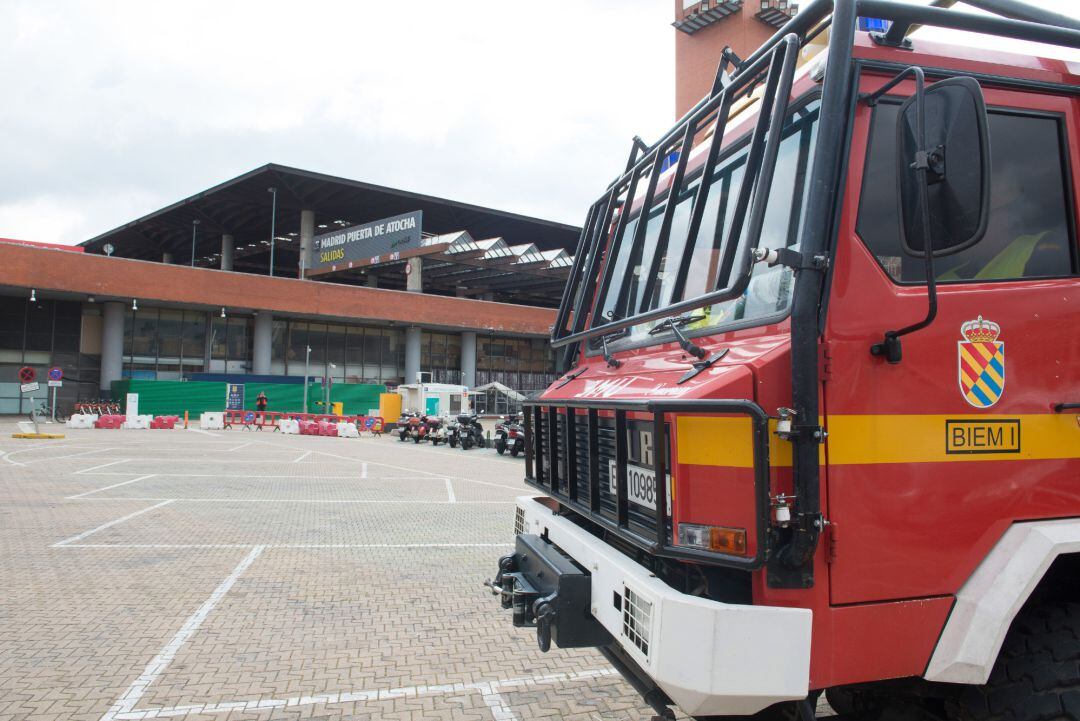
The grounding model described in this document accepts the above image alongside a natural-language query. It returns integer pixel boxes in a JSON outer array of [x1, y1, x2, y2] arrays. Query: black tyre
[[947, 602, 1080, 721], [510, 445, 520, 457], [495, 439, 506, 455], [413, 434, 421, 443], [462, 436, 473, 450], [449, 436, 458, 448], [398, 431, 407, 442]]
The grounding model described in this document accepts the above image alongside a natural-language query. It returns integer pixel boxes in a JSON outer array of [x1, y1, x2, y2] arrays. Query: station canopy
[[81, 164, 581, 306]]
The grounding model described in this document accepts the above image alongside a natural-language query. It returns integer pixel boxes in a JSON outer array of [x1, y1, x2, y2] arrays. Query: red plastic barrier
[[95, 415, 124, 429], [318, 421, 337, 437], [298, 420, 319, 436], [150, 416, 178, 429]]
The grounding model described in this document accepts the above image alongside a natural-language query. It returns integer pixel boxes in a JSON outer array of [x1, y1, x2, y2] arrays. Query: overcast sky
[[2, 1, 1076, 247]]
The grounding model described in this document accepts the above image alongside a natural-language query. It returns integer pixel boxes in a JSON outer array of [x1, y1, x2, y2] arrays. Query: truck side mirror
[[896, 76, 991, 257]]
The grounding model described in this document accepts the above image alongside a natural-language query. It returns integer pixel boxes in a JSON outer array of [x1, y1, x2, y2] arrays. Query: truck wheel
[[948, 602, 1080, 721]]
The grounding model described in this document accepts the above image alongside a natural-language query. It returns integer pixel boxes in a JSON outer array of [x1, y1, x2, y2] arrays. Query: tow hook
[[487, 534, 614, 651]]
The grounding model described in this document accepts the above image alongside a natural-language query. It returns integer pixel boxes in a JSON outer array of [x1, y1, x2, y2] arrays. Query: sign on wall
[[312, 210, 422, 272], [226, 383, 245, 411]]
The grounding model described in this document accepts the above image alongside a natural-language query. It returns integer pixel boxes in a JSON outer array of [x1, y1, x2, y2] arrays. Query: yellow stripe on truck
[[827, 414, 1079, 465], [675, 414, 1079, 468]]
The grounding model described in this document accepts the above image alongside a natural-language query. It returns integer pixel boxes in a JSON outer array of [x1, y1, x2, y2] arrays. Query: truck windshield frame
[[586, 95, 822, 354]]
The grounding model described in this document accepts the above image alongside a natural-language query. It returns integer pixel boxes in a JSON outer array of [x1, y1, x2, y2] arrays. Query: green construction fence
[[110, 380, 386, 418]]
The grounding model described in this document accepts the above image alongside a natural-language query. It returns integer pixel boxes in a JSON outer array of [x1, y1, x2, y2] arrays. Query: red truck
[[488, 1, 1080, 719]]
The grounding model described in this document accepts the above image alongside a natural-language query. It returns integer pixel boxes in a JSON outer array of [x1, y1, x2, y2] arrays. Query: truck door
[[823, 80, 1080, 605]]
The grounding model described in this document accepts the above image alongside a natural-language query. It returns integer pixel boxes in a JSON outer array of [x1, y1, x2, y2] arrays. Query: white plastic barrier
[[336, 422, 359, 438], [278, 418, 300, 435], [124, 414, 153, 430], [200, 412, 225, 430], [66, 414, 97, 429]]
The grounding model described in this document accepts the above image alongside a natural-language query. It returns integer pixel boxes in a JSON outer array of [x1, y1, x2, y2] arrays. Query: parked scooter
[[445, 417, 461, 448], [456, 413, 485, 450], [397, 412, 427, 443], [493, 413, 525, 457], [426, 415, 447, 445]]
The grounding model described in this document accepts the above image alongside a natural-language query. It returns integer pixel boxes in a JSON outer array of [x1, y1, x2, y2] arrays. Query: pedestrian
[[255, 391, 269, 420]]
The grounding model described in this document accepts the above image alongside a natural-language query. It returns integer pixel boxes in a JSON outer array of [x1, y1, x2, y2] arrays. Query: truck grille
[[529, 407, 665, 539]]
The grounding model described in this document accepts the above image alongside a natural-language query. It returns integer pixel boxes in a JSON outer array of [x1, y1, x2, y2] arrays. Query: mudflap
[[488, 533, 614, 652]]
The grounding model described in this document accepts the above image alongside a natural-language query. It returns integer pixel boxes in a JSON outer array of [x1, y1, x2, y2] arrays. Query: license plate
[[608, 460, 671, 514]]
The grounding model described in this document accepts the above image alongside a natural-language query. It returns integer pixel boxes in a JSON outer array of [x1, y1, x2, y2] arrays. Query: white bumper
[[516, 495, 812, 717]]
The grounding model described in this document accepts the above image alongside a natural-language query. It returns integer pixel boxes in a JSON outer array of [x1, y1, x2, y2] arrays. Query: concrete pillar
[[299, 210, 315, 279], [162, 252, 174, 264], [405, 326, 422, 385], [406, 256, 423, 292], [100, 302, 125, 393], [252, 311, 272, 375], [460, 331, 477, 388], [366, 274, 378, 288], [221, 234, 234, 271]]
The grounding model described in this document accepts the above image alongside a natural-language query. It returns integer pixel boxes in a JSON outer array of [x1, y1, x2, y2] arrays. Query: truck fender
[[924, 519, 1080, 684]]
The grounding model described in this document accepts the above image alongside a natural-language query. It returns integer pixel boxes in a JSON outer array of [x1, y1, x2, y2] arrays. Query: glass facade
[[477, 337, 556, 394], [0, 293, 557, 412], [0, 296, 98, 413], [124, 308, 208, 379]]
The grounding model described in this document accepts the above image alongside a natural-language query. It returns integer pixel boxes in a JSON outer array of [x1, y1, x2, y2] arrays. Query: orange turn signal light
[[677, 523, 747, 555]]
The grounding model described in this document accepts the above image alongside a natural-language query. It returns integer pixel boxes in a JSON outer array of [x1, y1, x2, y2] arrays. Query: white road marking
[[445, 478, 456, 503], [74, 459, 130, 475], [63, 542, 512, 549], [74, 497, 514, 505], [183, 428, 222, 437], [67, 475, 157, 499], [31, 447, 115, 463], [52, 500, 175, 547], [107, 667, 616, 720], [0, 450, 25, 466], [293, 450, 311, 463], [224, 442, 252, 452], [361, 462, 367, 478], [99, 546, 265, 721]]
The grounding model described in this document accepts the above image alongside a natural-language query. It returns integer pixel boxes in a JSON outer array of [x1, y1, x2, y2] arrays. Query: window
[[856, 103, 1076, 283], [593, 99, 820, 345]]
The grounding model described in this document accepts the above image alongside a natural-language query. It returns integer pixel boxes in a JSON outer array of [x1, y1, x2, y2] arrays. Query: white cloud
[[0, 0, 676, 244]]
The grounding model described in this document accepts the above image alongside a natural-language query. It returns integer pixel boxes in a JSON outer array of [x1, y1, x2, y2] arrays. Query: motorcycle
[[456, 413, 485, 450], [425, 415, 447, 445], [397, 412, 425, 443], [444, 417, 460, 448], [493, 413, 525, 457]]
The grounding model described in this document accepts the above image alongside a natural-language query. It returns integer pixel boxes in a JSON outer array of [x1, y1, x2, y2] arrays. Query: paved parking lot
[[0, 422, 655, 721]]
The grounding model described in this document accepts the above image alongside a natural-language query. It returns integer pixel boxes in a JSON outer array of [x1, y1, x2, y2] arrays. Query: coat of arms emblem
[[958, 316, 1004, 408]]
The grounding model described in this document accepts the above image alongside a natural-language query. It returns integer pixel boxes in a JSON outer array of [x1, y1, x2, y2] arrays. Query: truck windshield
[[593, 99, 820, 346]]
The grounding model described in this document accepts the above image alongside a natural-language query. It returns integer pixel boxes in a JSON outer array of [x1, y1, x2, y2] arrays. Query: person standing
[[255, 391, 269, 423]]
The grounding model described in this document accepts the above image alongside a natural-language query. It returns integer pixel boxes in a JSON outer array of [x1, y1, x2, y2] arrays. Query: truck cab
[[488, 2, 1080, 719]]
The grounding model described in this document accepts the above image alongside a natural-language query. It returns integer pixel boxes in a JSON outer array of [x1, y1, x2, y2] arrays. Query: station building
[[0, 164, 580, 414]]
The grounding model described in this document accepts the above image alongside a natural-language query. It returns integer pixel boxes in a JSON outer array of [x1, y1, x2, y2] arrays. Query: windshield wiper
[[648, 314, 706, 358], [601, 332, 623, 368]]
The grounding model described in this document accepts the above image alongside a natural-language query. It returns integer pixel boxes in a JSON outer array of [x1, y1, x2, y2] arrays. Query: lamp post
[[267, 187, 277, 277], [325, 362, 336, 410], [303, 345, 311, 414], [190, 219, 200, 267]]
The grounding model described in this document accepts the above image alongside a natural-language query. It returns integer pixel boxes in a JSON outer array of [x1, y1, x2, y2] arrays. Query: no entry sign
[[18, 367, 35, 384]]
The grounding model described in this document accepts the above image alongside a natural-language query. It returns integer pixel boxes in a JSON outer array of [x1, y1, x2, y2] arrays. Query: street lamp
[[190, 219, 201, 267], [267, 187, 277, 277], [303, 345, 312, 414]]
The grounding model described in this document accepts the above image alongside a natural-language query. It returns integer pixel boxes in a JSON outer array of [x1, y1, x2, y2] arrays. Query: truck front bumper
[[501, 495, 813, 718]]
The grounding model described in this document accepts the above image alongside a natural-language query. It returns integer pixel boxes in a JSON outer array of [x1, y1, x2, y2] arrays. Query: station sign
[[312, 210, 422, 272]]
